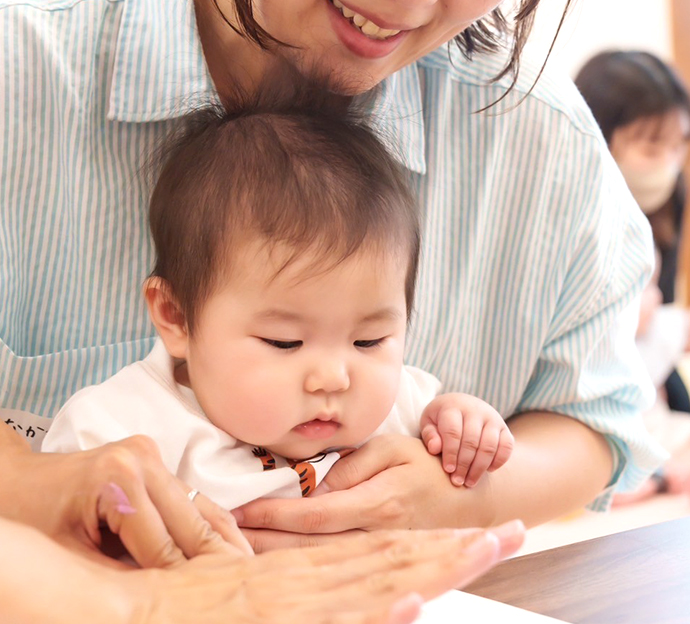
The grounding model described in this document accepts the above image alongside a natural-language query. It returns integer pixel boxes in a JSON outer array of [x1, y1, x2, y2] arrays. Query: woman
[[0, 0, 664, 617]]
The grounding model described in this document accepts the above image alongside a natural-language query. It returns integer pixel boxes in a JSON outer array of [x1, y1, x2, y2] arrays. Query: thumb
[[312, 438, 398, 496]]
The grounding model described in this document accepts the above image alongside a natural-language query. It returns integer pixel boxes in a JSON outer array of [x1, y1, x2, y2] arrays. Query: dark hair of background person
[[212, 0, 575, 103], [575, 50, 690, 303], [575, 50, 690, 146], [148, 70, 420, 333]]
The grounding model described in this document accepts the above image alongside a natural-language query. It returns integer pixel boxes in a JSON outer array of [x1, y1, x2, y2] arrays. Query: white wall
[[523, 0, 673, 78]]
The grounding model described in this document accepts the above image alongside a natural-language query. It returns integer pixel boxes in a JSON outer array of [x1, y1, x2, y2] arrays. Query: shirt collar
[[108, 0, 426, 173], [108, 0, 217, 121]]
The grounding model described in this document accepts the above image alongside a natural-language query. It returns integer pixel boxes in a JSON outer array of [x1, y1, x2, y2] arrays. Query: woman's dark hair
[[149, 69, 420, 332], [214, 0, 574, 102], [575, 50, 690, 144]]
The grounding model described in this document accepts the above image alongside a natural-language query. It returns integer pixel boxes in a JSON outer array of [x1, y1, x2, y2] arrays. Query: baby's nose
[[304, 359, 350, 394]]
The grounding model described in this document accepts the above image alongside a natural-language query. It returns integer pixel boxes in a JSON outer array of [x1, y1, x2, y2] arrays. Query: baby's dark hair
[[149, 72, 420, 332]]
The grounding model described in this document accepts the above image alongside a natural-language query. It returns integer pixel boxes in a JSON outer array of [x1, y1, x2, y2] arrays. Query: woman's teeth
[[332, 0, 401, 40]]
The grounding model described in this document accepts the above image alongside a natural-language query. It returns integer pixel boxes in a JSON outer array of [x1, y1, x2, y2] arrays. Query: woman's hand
[[132, 523, 524, 624], [0, 496, 525, 624], [235, 435, 484, 552], [0, 425, 251, 566], [235, 414, 613, 552]]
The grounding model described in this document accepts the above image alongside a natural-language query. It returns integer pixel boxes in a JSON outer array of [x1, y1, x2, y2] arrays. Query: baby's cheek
[[203, 383, 290, 445], [365, 370, 403, 428], [229, 402, 290, 445]]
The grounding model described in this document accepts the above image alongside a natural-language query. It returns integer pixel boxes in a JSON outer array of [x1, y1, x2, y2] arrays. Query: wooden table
[[465, 516, 690, 623]]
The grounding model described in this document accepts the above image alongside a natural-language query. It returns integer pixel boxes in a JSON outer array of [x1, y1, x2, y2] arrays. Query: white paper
[[0, 408, 51, 452], [417, 590, 570, 623]]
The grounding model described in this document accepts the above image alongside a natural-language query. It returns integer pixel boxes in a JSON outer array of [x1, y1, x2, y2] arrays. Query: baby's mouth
[[330, 0, 402, 41], [293, 418, 341, 440]]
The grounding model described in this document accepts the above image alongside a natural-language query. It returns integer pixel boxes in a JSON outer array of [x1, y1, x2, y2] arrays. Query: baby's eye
[[260, 338, 303, 350], [354, 338, 384, 348]]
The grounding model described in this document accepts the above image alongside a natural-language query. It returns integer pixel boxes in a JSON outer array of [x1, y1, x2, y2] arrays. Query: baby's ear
[[144, 277, 189, 359]]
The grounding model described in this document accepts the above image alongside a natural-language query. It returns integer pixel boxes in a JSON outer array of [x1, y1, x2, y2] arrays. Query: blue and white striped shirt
[[0, 0, 666, 508]]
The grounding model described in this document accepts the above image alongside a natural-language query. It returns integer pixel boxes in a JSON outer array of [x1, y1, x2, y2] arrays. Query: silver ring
[[187, 488, 200, 502]]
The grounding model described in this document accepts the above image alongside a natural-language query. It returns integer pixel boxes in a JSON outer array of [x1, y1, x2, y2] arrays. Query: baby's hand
[[420, 393, 514, 488]]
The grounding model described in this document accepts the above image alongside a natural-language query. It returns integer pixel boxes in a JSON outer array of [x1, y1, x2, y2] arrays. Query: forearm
[[457, 411, 613, 528], [0, 517, 135, 624]]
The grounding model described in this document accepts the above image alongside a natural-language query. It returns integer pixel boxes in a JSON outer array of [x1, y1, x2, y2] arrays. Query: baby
[[43, 77, 513, 509]]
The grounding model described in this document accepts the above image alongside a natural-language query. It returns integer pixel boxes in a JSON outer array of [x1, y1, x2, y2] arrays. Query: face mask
[[617, 161, 681, 214]]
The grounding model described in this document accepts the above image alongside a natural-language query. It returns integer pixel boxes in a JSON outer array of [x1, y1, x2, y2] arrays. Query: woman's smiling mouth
[[330, 0, 401, 40], [326, 0, 409, 60]]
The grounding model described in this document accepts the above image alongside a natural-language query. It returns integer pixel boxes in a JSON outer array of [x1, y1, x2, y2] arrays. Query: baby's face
[[183, 242, 408, 459]]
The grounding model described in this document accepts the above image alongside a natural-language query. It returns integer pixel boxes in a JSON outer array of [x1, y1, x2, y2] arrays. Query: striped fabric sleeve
[[515, 137, 668, 510]]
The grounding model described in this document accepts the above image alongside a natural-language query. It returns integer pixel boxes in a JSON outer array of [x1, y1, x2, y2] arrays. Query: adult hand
[[0, 425, 251, 566], [237, 413, 613, 552], [1, 502, 525, 624], [234, 435, 488, 552], [133, 522, 524, 624]]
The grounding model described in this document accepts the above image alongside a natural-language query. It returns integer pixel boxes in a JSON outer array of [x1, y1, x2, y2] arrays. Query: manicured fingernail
[[106, 482, 136, 514], [451, 476, 464, 486], [116, 504, 137, 515], [445, 464, 455, 472], [464, 479, 475, 488]]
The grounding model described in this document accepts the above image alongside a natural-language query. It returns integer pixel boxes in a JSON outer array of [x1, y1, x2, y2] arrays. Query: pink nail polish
[[116, 503, 137, 515], [105, 482, 137, 514]]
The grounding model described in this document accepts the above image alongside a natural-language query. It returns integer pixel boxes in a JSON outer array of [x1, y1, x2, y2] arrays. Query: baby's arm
[[420, 394, 514, 488]]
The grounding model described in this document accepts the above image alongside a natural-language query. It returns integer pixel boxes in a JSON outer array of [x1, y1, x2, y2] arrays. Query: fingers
[[454, 419, 514, 488], [234, 484, 386, 535], [463, 425, 500, 488], [242, 527, 362, 553], [387, 594, 425, 624], [453, 417, 482, 487], [147, 523, 522, 623], [299, 528, 484, 567], [245, 524, 523, 609], [234, 438, 415, 535], [193, 492, 253, 556], [90, 437, 248, 568], [257, 526, 522, 623], [435, 408, 463, 474], [312, 436, 400, 495], [92, 443, 188, 568], [311, 529, 505, 609], [488, 428, 514, 472], [421, 423, 443, 456], [488, 519, 526, 557]]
